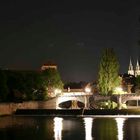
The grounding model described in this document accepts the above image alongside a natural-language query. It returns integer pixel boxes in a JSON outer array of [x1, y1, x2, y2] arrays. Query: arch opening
[[58, 100, 85, 109], [126, 100, 140, 106]]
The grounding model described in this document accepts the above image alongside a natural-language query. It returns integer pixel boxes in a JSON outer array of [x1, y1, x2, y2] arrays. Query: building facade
[[128, 58, 140, 77], [41, 62, 57, 71]]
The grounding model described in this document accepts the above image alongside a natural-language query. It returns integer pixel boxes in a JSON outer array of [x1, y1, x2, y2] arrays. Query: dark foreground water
[[0, 116, 140, 140]]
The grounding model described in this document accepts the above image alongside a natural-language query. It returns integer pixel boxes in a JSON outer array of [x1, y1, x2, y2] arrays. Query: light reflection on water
[[83, 118, 93, 140], [115, 118, 126, 140], [54, 117, 63, 140], [0, 116, 140, 140], [53, 117, 126, 140]]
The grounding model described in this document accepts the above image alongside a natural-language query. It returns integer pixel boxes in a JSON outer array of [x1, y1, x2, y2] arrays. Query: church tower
[[128, 58, 134, 75], [135, 59, 140, 77]]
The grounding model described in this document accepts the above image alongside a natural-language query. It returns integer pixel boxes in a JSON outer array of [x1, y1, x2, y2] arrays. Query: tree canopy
[[42, 68, 64, 97], [0, 68, 63, 102], [98, 48, 121, 95]]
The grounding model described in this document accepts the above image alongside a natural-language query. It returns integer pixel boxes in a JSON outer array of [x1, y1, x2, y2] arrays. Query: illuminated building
[[128, 58, 140, 77], [41, 62, 57, 70]]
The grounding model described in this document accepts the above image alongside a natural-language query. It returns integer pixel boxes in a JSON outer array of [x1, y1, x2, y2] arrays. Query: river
[[0, 115, 140, 140]]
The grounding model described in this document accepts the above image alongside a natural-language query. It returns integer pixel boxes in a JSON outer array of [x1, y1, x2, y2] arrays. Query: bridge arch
[[92, 94, 140, 109], [56, 96, 86, 109]]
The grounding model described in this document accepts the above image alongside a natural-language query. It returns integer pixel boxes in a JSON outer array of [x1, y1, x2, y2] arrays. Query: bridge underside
[[58, 101, 85, 109], [56, 96, 86, 109]]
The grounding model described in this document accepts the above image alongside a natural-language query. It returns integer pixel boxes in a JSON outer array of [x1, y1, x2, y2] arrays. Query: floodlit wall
[[0, 99, 57, 116]]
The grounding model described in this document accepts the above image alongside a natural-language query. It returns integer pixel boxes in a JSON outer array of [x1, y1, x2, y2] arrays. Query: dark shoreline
[[14, 109, 140, 116]]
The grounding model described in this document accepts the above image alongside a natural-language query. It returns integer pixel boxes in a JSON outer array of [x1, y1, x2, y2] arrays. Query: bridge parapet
[[59, 92, 92, 97], [93, 95, 111, 101], [93, 94, 140, 105], [121, 94, 140, 103]]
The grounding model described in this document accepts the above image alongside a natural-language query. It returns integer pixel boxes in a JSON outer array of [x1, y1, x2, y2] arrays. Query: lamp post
[[54, 89, 62, 96]]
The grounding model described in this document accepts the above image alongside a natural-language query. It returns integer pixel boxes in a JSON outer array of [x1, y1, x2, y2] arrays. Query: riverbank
[[14, 109, 140, 116], [0, 99, 57, 116]]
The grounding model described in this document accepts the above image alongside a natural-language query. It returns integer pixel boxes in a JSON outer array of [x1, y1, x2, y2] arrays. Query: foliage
[[134, 75, 140, 94], [96, 101, 117, 109], [136, 75, 140, 86], [42, 68, 64, 97], [0, 68, 64, 102], [98, 48, 121, 95], [6, 71, 48, 101]]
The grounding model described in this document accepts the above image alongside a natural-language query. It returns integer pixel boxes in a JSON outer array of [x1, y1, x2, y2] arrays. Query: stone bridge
[[92, 94, 140, 109], [56, 91, 92, 109], [120, 94, 140, 104], [93, 94, 140, 103], [56, 92, 140, 109]]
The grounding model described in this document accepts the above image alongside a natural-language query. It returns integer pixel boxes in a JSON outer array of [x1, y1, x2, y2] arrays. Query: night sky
[[0, 0, 140, 82]]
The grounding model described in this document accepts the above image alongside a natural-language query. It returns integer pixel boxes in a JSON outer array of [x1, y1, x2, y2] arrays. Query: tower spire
[[135, 59, 140, 77], [128, 57, 134, 75]]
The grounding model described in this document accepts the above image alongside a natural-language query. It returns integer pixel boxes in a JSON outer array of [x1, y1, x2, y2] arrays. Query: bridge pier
[[84, 96, 90, 109], [117, 95, 122, 110], [56, 97, 59, 109], [71, 100, 78, 109], [84, 96, 87, 109]]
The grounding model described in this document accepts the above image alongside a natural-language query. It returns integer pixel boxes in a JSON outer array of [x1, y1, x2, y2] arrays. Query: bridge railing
[[58, 92, 93, 97]]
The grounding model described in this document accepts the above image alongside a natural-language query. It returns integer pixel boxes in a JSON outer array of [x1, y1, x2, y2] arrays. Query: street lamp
[[85, 87, 91, 93], [54, 89, 62, 96]]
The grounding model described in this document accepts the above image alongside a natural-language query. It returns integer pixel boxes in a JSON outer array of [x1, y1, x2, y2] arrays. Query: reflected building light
[[84, 118, 93, 140], [115, 118, 126, 140], [54, 117, 63, 140]]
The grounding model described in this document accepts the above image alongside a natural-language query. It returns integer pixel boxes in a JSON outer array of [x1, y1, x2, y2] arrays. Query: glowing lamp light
[[114, 87, 124, 95], [85, 87, 91, 93], [54, 89, 62, 95], [115, 87, 123, 92]]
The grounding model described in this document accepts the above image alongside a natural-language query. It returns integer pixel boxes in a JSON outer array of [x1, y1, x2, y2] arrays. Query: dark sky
[[0, 0, 140, 82]]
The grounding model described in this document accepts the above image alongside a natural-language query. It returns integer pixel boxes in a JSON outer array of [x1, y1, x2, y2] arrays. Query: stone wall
[[0, 98, 57, 116]]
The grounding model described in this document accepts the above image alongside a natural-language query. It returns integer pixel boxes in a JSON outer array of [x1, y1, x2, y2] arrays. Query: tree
[[98, 48, 121, 95], [135, 75, 140, 94], [42, 68, 63, 97], [0, 70, 9, 102], [6, 71, 46, 101]]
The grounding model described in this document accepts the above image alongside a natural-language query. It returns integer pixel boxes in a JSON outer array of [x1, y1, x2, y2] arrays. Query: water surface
[[0, 116, 140, 140]]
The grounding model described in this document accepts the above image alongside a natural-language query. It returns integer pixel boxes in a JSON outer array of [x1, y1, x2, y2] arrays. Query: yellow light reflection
[[115, 118, 126, 140], [84, 118, 93, 140], [54, 117, 63, 140]]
